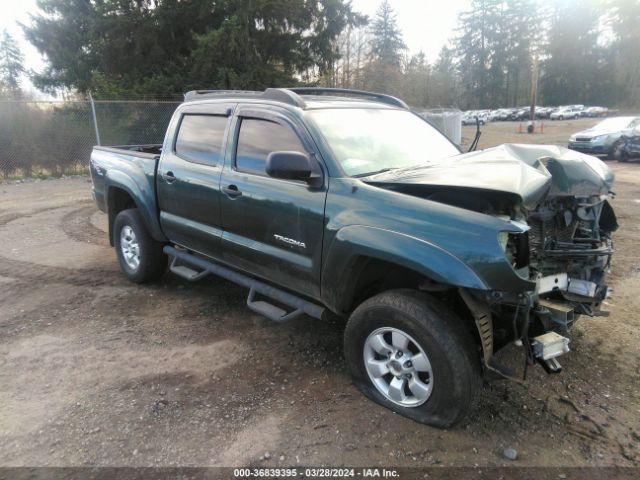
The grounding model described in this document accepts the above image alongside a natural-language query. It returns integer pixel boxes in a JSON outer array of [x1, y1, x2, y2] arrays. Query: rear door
[[218, 107, 327, 299], [157, 103, 233, 258]]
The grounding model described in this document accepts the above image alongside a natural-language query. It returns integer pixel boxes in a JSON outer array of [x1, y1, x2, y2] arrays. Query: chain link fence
[[0, 99, 181, 179], [414, 108, 462, 145], [1, 99, 466, 180]]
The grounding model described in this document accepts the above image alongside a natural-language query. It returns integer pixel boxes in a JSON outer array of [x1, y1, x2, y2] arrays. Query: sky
[[350, 0, 471, 61], [0, 0, 472, 94]]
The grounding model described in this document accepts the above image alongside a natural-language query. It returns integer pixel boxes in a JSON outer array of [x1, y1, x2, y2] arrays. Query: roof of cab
[[182, 87, 408, 110]]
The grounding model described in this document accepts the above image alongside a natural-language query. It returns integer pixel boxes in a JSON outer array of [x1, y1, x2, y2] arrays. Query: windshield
[[307, 108, 460, 177], [593, 117, 635, 130]]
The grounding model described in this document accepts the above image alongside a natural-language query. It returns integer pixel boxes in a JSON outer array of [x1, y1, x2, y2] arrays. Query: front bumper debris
[[532, 331, 570, 373]]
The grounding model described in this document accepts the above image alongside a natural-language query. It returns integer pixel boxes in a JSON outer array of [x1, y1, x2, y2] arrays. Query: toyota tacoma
[[90, 88, 618, 427]]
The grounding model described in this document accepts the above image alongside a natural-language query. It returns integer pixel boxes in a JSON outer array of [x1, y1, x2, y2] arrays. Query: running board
[[169, 256, 210, 281], [247, 289, 304, 322], [164, 246, 325, 321]]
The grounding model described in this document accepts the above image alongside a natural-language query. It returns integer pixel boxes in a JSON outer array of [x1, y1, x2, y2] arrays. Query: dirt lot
[[1, 119, 639, 468]]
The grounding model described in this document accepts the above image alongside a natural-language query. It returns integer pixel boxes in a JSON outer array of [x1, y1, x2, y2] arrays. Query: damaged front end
[[366, 144, 618, 378], [498, 191, 617, 374], [466, 147, 618, 376], [529, 194, 617, 323]]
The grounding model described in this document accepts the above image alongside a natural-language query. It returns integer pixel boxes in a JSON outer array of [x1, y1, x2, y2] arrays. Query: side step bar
[[164, 246, 325, 322]]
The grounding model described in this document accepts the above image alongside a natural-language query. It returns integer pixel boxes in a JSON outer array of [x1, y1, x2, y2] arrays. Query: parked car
[[583, 106, 609, 118], [462, 110, 487, 125], [568, 116, 640, 158], [613, 125, 640, 162], [534, 107, 550, 119], [550, 106, 583, 120], [509, 107, 530, 121], [90, 87, 617, 428]]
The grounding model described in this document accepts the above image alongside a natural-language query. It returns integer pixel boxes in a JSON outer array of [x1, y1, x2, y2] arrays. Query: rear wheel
[[344, 289, 481, 428], [114, 208, 167, 283]]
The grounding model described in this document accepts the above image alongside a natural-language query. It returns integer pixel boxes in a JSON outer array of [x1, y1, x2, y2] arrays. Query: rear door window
[[175, 114, 228, 166]]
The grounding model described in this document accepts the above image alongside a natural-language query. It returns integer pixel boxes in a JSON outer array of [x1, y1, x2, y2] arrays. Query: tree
[[364, 0, 406, 93], [455, 0, 505, 108], [540, 0, 613, 106], [496, 0, 544, 107], [430, 46, 458, 107], [22, 0, 364, 95], [609, 0, 640, 105], [400, 52, 430, 107], [0, 30, 25, 96], [369, 0, 406, 67]]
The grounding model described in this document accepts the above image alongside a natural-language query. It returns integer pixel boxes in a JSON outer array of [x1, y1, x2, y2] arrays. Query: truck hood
[[364, 144, 614, 210]]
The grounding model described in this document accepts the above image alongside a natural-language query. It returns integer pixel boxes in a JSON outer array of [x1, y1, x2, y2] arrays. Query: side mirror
[[266, 151, 312, 181]]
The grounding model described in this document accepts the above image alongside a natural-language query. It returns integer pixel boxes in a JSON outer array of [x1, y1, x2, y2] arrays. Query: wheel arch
[[105, 179, 165, 246], [321, 225, 488, 314]]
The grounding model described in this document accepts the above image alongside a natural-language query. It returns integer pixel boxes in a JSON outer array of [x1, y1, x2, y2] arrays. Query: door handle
[[162, 171, 176, 184], [222, 184, 242, 198]]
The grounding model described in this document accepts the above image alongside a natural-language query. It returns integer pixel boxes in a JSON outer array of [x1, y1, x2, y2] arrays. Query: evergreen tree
[[502, 0, 541, 106], [22, 0, 364, 95], [431, 46, 458, 107], [455, 0, 504, 108], [0, 30, 25, 95], [401, 51, 430, 107], [540, 0, 611, 105], [609, 0, 640, 104], [369, 0, 406, 67]]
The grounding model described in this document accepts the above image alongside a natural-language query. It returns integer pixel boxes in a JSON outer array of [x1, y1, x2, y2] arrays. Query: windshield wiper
[[352, 167, 398, 178]]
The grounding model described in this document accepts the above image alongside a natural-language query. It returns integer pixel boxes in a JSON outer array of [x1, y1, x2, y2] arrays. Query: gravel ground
[[0, 120, 639, 468]]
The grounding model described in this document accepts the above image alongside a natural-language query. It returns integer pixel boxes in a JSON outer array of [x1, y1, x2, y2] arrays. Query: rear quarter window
[[175, 114, 228, 165]]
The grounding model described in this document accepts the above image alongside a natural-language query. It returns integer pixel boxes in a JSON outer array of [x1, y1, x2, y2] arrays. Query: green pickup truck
[[90, 88, 617, 427]]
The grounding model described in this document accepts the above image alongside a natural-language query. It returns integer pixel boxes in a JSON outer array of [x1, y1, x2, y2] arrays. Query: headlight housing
[[499, 228, 530, 274]]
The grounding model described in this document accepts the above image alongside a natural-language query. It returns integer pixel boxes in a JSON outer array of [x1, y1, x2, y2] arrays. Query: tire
[[608, 141, 620, 161], [114, 208, 167, 283], [343, 289, 481, 428]]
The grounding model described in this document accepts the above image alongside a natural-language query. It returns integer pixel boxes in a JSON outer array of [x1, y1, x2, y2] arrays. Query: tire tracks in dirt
[[0, 203, 124, 287], [60, 204, 109, 246]]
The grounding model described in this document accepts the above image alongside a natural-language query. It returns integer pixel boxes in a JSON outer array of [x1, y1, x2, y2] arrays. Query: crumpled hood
[[365, 144, 615, 210]]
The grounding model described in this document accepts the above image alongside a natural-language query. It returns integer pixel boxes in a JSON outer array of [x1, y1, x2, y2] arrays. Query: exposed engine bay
[[524, 194, 617, 317]]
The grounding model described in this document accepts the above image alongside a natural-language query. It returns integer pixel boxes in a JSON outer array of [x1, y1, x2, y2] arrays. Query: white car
[[462, 111, 487, 125], [551, 106, 583, 120]]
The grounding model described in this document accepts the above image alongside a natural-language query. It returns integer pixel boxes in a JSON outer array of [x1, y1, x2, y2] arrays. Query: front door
[[219, 107, 327, 299], [157, 103, 233, 259]]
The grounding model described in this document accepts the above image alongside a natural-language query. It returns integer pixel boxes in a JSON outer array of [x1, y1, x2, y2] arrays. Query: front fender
[[321, 225, 488, 313]]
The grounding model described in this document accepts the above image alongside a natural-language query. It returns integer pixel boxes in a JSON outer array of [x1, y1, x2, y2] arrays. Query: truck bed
[[89, 145, 164, 243], [93, 144, 163, 158]]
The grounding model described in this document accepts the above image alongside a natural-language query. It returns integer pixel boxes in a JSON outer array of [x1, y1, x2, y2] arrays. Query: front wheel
[[114, 208, 167, 283], [344, 290, 481, 428], [608, 141, 621, 160]]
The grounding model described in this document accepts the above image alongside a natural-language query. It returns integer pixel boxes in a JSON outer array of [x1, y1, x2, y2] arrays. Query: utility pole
[[89, 91, 101, 146], [529, 54, 539, 131]]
